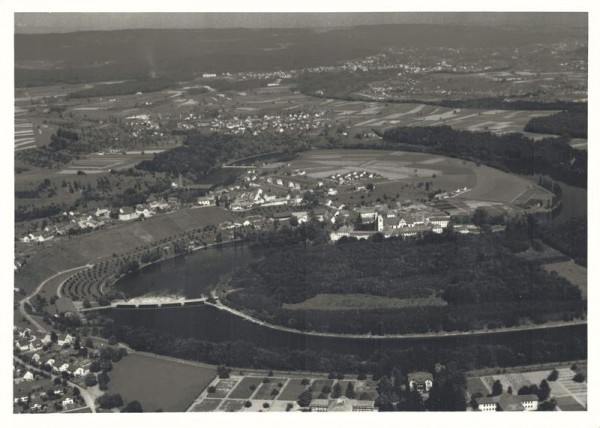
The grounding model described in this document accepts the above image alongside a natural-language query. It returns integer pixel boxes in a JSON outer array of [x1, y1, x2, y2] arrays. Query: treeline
[[524, 110, 588, 138], [68, 79, 174, 99], [136, 132, 309, 183], [382, 126, 587, 188], [16, 127, 84, 168], [104, 324, 587, 377], [226, 233, 583, 334], [538, 217, 587, 266], [15, 203, 63, 223]]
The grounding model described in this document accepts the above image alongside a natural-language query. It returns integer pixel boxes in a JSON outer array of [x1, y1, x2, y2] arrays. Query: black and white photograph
[[4, 2, 596, 424]]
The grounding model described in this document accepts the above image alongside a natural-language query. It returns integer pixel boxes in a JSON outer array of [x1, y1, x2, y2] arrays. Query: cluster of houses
[[175, 110, 327, 136], [328, 170, 378, 186], [118, 196, 175, 221], [14, 328, 91, 381]]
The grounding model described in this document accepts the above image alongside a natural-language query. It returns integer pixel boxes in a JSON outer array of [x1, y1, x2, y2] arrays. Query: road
[[207, 296, 588, 340], [18, 264, 93, 333]]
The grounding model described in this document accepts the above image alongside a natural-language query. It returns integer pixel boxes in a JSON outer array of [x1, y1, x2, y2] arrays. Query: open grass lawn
[[555, 396, 586, 411], [543, 260, 587, 298], [283, 293, 447, 311], [466, 377, 490, 396], [220, 399, 245, 412], [354, 379, 378, 401], [189, 399, 222, 412], [108, 353, 216, 412], [207, 378, 239, 399], [277, 378, 309, 401], [252, 378, 286, 400], [310, 379, 334, 397], [227, 377, 262, 400]]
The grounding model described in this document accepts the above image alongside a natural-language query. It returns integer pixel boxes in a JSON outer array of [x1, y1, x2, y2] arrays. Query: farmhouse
[[119, 207, 139, 221], [408, 372, 434, 393], [197, 196, 215, 207]]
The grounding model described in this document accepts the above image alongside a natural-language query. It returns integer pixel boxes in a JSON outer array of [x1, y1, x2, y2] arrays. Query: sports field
[[108, 353, 217, 412]]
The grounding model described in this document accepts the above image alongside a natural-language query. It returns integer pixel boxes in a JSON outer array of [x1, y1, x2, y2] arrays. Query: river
[[114, 243, 255, 299]]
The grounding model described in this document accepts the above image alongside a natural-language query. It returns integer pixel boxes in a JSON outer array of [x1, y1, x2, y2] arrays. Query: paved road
[[18, 265, 93, 333]]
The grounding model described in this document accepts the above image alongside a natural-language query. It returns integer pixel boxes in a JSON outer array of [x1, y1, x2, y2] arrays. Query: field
[[59, 151, 162, 175], [228, 377, 262, 400], [287, 149, 550, 208], [108, 353, 216, 412], [467, 365, 587, 411], [252, 378, 287, 400], [283, 293, 447, 311], [278, 379, 309, 401], [543, 261, 587, 298]]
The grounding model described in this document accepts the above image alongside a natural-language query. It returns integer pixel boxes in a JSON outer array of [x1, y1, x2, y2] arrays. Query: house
[[308, 399, 330, 412], [118, 207, 139, 221], [475, 393, 539, 412], [31, 353, 40, 363], [352, 400, 376, 412], [73, 366, 89, 377], [62, 397, 74, 407], [197, 196, 215, 207], [28, 339, 43, 352], [95, 208, 110, 218], [22, 371, 34, 382], [15, 339, 30, 352], [408, 372, 434, 393]]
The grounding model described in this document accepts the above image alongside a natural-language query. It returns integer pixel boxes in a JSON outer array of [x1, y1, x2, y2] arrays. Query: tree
[[538, 380, 551, 401], [50, 331, 58, 343], [84, 374, 97, 387], [217, 365, 230, 379], [331, 382, 342, 399], [98, 394, 123, 409], [573, 373, 585, 383], [89, 361, 102, 373], [298, 390, 312, 407], [346, 382, 356, 399], [547, 369, 559, 382], [121, 400, 143, 413], [491, 380, 503, 396], [244, 401, 252, 408]]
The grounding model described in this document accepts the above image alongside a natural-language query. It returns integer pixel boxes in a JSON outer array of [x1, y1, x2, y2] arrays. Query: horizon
[[15, 12, 587, 34]]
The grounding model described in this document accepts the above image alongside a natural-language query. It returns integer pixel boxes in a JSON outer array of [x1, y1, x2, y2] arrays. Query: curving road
[[18, 264, 93, 333]]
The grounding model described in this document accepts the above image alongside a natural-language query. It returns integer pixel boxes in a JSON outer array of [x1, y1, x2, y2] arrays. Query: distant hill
[[15, 24, 586, 87]]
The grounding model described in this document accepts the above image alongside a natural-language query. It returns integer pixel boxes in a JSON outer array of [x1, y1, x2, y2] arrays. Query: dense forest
[[68, 79, 174, 99], [136, 132, 309, 182], [524, 109, 588, 138], [381, 126, 587, 188], [538, 216, 587, 266], [103, 324, 587, 380], [225, 233, 584, 335]]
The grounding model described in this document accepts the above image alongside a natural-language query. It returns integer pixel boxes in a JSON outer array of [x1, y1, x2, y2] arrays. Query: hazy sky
[[15, 12, 587, 34]]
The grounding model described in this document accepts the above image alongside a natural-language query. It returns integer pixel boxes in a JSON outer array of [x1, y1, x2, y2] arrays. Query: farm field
[[59, 151, 161, 174], [467, 365, 587, 411], [108, 353, 217, 412]]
